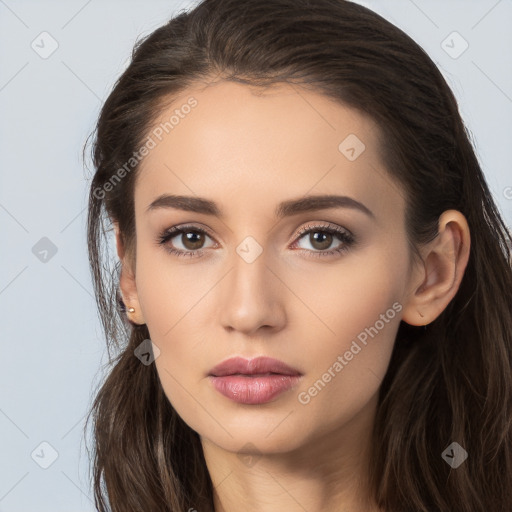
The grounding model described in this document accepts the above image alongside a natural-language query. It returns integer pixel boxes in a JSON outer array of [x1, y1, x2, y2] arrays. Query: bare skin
[[115, 79, 470, 512]]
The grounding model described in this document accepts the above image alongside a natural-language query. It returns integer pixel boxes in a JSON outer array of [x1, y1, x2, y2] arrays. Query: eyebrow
[[145, 193, 375, 219]]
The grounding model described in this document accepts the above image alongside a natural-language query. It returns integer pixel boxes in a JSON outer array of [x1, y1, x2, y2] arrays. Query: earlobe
[[119, 265, 146, 325], [401, 210, 471, 327]]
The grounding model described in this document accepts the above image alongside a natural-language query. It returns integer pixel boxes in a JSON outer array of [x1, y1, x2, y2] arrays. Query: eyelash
[[156, 222, 356, 260]]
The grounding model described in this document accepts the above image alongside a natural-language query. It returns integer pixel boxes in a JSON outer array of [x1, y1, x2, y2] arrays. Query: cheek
[[290, 246, 407, 407], [297, 292, 401, 402], [288, 239, 408, 349], [132, 251, 202, 402], [134, 241, 210, 340], [293, 288, 402, 436]]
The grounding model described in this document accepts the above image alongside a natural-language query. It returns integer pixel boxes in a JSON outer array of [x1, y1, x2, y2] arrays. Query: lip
[[208, 356, 302, 405], [209, 356, 301, 377]]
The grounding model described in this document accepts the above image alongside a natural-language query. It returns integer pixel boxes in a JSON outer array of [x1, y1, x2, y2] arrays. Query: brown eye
[[181, 231, 206, 250], [157, 225, 217, 259], [292, 223, 355, 258], [308, 231, 334, 251]]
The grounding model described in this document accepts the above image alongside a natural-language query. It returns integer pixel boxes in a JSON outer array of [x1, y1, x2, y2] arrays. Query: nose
[[218, 248, 287, 337]]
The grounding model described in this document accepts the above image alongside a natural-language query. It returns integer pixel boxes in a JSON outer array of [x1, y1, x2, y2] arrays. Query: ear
[[114, 222, 146, 325], [401, 210, 471, 326]]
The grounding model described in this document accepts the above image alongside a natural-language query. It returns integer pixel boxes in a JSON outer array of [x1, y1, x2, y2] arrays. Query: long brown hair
[[84, 0, 512, 510]]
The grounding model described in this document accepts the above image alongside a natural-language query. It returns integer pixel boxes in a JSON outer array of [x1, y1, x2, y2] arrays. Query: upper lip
[[209, 356, 302, 377]]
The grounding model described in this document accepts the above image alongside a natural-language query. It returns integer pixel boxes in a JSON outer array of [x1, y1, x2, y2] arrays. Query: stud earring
[[127, 307, 135, 313]]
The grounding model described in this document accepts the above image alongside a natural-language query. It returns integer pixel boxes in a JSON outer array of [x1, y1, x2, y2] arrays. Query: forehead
[[135, 80, 405, 225]]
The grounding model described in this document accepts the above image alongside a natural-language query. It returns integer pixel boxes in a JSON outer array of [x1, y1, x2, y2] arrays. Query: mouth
[[208, 356, 302, 405]]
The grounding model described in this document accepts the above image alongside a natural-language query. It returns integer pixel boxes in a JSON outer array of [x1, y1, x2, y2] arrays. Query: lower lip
[[208, 374, 302, 404]]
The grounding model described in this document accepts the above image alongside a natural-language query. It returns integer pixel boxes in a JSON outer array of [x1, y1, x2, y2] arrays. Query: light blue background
[[1, 1, 511, 510]]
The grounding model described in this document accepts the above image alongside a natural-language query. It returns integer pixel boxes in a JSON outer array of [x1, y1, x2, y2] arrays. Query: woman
[[84, 0, 512, 510]]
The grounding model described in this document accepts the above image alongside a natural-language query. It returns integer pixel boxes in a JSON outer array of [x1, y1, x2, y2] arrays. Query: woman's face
[[127, 80, 418, 454]]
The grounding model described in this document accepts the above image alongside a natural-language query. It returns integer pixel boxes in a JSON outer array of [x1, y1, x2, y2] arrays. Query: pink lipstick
[[208, 356, 302, 405]]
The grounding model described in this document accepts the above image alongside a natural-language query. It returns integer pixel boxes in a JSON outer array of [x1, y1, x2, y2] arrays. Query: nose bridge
[[218, 236, 284, 334], [232, 240, 269, 296]]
